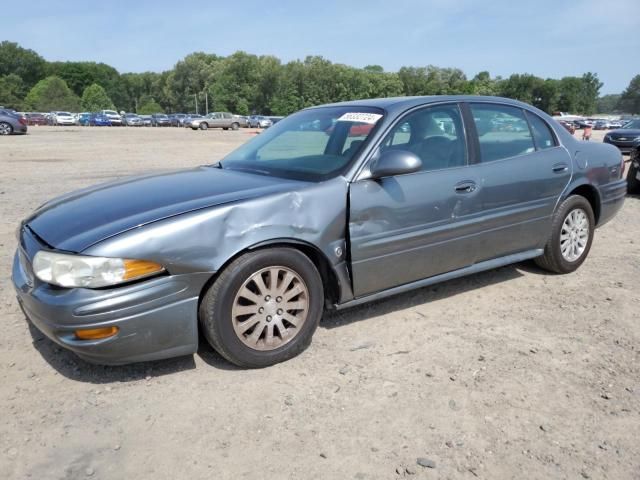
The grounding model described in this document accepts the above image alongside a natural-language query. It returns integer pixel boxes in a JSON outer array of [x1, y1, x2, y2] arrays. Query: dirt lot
[[1, 126, 638, 480]]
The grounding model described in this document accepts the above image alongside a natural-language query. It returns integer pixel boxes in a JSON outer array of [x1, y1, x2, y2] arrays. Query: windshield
[[221, 106, 384, 181], [622, 119, 640, 129], [57, 112, 71, 116], [103, 110, 117, 115]]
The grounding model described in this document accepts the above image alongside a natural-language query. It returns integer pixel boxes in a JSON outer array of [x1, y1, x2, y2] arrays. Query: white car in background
[[100, 110, 123, 126], [51, 111, 76, 126]]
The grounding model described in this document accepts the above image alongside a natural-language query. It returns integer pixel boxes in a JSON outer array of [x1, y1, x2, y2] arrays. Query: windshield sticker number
[[337, 112, 383, 124]]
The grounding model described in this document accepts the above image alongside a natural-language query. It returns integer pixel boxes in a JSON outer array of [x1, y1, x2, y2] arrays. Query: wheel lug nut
[[258, 307, 264, 314], [265, 295, 271, 301], [277, 309, 283, 315], [266, 315, 272, 322], [276, 296, 282, 303]]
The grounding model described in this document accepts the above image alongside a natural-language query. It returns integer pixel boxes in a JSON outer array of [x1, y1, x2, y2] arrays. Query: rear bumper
[[12, 251, 211, 365], [597, 179, 626, 228]]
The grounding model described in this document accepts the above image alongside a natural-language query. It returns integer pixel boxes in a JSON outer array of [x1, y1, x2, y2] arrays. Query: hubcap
[[560, 208, 589, 262], [0, 123, 11, 135], [232, 266, 309, 351]]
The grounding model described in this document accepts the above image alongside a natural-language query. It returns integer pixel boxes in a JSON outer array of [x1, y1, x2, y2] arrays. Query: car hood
[[608, 129, 640, 137], [25, 167, 305, 252]]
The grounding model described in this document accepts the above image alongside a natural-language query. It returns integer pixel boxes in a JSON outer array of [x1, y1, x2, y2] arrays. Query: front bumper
[[12, 247, 210, 365]]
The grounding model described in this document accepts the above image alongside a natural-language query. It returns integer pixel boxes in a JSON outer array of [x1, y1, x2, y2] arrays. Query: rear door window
[[470, 104, 536, 162]]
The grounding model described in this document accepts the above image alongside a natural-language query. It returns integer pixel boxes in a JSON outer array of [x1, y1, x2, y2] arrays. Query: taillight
[[18, 117, 27, 126]]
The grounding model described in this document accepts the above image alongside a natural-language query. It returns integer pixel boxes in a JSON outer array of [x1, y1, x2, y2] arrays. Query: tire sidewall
[[550, 196, 595, 273], [201, 249, 324, 367]]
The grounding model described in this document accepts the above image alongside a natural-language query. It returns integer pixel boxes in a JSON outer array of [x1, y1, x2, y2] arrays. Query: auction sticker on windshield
[[337, 112, 383, 124]]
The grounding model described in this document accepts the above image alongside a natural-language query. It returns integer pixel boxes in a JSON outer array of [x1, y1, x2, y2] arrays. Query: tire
[[200, 122, 208, 130], [0, 122, 13, 135], [535, 195, 595, 274], [231, 122, 239, 131], [199, 248, 324, 368], [627, 150, 640, 194]]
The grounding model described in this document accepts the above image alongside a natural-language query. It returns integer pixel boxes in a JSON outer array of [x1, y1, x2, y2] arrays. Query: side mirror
[[369, 149, 422, 179]]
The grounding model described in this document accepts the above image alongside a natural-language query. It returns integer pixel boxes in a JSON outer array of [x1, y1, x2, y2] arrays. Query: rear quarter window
[[525, 111, 557, 150]]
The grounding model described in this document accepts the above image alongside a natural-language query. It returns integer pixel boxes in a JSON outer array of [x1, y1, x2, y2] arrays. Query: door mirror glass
[[370, 149, 422, 178]]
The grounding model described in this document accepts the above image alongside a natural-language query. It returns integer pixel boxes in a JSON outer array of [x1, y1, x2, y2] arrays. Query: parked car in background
[[232, 115, 249, 128], [151, 113, 171, 127], [51, 111, 76, 126], [123, 113, 143, 126], [139, 115, 152, 126], [603, 119, 640, 155], [12, 96, 626, 367], [78, 113, 92, 126], [183, 114, 202, 126], [170, 114, 188, 127], [268, 116, 284, 125], [0, 109, 28, 135], [188, 112, 241, 130], [89, 113, 112, 126], [248, 115, 272, 128], [25, 113, 47, 126], [593, 120, 610, 130], [100, 110, 123, 126], [609, 120, 624, 129]]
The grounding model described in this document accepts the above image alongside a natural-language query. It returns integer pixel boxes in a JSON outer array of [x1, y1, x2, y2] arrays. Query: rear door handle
[[552, 163, 569, 173], [454, 181, 477, 193]]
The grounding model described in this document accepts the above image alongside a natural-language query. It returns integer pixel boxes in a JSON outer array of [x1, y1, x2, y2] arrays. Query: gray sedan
[[0, 109, 28, 135], [13, 96, 626, 367]]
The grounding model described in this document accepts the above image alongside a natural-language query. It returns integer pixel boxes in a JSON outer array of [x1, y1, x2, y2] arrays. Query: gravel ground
[[1, 126, 638, 480]]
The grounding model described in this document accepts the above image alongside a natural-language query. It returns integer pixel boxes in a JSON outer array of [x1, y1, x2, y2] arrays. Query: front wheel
[[0, 122, 13, 135], [535, 195, 595, 274], [231, 122, 239, 131], [627, 150, 640, 194], [200, 122, 208, 130], [199, 248, 324, 368]]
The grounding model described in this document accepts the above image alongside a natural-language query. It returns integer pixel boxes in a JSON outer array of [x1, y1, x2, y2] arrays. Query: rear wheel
[[200, 122, 208, 130], [0, 122, 13, 135], [231, 122, 239, 131], [627, 150, 640, 194], [199, 248, 324, 368], [535, 195, 595, 274]]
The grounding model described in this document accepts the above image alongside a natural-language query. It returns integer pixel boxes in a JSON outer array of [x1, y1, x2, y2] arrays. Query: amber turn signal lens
[[75, 326, 119, 340], [123, 259, 164, 280]]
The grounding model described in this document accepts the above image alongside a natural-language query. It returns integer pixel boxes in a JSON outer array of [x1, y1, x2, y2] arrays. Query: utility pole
[[205, 90, 208, 115], [194, 94, 198, 114]]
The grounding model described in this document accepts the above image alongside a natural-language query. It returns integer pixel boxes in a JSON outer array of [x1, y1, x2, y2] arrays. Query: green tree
[[47, 61, 129, 109], [24, 76, 80, 111], [618, 74, 640, 114], [469, 71, 499, 96], [596, 94, 621, 114], [0, 74, 26, 109], [137, 98, 163, 114], [81, 83, 115, 111], [0, 41, 46, 88]]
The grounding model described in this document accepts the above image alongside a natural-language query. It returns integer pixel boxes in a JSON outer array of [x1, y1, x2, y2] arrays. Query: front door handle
[[552, 163, 569, 173], [454, 181, 477, 193]]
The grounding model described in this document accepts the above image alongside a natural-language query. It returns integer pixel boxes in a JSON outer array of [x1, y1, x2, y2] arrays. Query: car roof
[[308, 95, 540, 114]]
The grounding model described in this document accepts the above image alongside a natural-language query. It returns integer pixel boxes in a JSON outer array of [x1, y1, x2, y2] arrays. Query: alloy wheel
[[231, 266, 309, 351], [560, 208, 589, 262]]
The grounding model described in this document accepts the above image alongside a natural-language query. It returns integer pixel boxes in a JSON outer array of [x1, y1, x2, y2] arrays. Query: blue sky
[[3, 0, 637, 94]]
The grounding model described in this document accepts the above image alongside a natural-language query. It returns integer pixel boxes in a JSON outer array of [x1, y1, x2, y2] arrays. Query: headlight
[[32, 251, 164, 288]]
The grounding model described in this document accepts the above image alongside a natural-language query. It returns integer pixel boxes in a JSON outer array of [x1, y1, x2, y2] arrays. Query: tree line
[[0, 41, 638, 116]]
